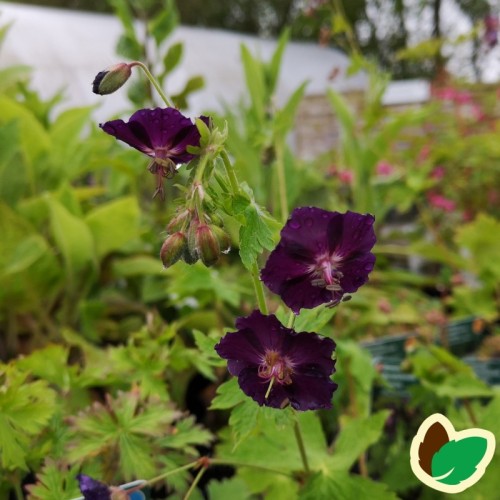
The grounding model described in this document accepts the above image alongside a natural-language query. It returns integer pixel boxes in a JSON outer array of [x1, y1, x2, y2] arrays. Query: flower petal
[[77, 474, 111, 500], [327, 211, 376, 256], [279, 207, 337, 258], [238, 366, 290, 408], [286, 373, 337, 410], [339, 252, 376, 293]]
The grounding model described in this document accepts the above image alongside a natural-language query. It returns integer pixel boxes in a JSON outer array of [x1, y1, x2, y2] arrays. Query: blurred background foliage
[[4, 0, 496, 79], [0, 0, 499, 498]]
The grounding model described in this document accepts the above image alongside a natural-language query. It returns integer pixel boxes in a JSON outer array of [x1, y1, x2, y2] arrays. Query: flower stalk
[[129, 61, 174, 107]]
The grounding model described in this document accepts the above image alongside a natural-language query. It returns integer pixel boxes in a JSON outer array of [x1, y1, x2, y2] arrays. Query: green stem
[[287, 310, 296, 329], [14, 481, 23, 500], [252, 262, 268, 314], [221, 150, 240, 195], [293, 419, 310, 475], [183, 465, 206, 500], [209, 458, 292, 477], [275, 139, 288, 222], [145, 460, 199, 486], [130, 61, 173, 107], [463, 399, 478, 426]]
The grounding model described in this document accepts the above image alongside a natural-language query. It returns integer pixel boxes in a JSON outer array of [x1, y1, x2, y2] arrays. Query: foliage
[[1, 4, 499, 500]]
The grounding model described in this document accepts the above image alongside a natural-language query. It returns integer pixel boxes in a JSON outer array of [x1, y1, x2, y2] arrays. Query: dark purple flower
[[215, 310, 337, 411], [101, 108, 208, 198], [261, 207, 376, 314], [77, 474, 111, 500]]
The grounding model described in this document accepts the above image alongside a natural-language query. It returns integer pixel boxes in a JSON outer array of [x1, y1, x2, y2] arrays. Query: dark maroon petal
[[327, 211, 376, 257], [215, 329, 264, 377], [101, 119, 155, 156], [77, 474, 111, 500], [286, 330, 336, 371], [286, 374, 337, 411], [279, 274, 336, 314], [339, 252, 376, 293], [128, 108, 194, 150], [100, 108, 204, 165], [279, 207, 336, 259], [238, 366, 290, 408]]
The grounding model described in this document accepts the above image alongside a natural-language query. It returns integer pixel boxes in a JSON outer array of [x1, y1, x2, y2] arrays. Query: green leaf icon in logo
[[431, 437, 488, 485], [410, 413, 496, 494]]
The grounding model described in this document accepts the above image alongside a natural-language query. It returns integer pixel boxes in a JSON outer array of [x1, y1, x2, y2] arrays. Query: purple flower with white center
[[101, 108, 208, 198], [261, 207, 376, 314], [215, 310, 337, 411]]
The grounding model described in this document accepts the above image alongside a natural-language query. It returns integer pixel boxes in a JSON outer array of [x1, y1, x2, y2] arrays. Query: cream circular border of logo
[[410, 413, 496, 494]]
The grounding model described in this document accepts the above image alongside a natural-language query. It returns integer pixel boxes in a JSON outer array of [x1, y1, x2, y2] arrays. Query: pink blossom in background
[[338, 170, 354, 184], [434, 87, 473, 105], [427, 192, 456, 212], [430, 166, 446, 180], [376, 161, 395, 176], [418, 144, 431, 162], [462, 210, 475, 222]]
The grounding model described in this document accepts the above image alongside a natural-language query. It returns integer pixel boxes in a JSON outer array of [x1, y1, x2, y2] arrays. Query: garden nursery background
[[0, 0, 499, 499]]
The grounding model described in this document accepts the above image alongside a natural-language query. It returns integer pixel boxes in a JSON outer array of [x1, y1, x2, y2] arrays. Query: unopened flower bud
[[196, 224, 220, 267], [166, 208, 192, 233], [160, 231, 187, 268], [183, 221, 199, 264], [210, 225, 231, 254], [92, 63, 132, 95]]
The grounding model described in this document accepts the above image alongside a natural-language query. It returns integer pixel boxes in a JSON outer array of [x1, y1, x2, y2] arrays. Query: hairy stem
[[293, 419, 310, 475], [275, 140, 288, 222], [221, 149, 240, 195], [130, 61, 173, 107], [183, 465, 206, 500], [252, 262, 268, 315], [209, 458, 292, 477]]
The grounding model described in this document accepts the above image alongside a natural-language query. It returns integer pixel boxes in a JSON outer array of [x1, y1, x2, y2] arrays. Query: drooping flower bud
[[166, 208, 192, 233], [92, 63, 132, 95], [195, 224, 220, 267], [183, 220, 200, 264], [210, 225, 231, 254], [160, 231, 187, 268]]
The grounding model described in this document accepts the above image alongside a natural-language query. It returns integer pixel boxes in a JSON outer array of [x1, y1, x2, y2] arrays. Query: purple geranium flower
[[101, 108, 207, 198], [77, 474, 145, 500], [77, 474, 111, 500], [215, 310, 337, 411], [261, 207, 376, 314]]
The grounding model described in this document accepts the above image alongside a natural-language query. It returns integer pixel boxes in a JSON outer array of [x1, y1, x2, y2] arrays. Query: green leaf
[[163, 42, 183, 73], [3, 234, 48, 275], [148, 0, 178, 45], [273, 82, 308, 139], [239, 202, 276, 270], [300, 472, 398, 500], [455, 214, 500, 284], [0, 96, 50, 166], [240, 44, 266, 123], [25, 460, 81, 500], [112, 255, 164, 277], [47, 197, 96, 282], [210, 378, 247, 410], [329, 411, 391, 471], [217, 411, 328, 471], [85, 196, 140, 257], [431, 437, 489, 485], [228, 398, 260, 446], [207, 477, 252, 500], [0, 367, 57, 470], [266, 28, 289, 94]]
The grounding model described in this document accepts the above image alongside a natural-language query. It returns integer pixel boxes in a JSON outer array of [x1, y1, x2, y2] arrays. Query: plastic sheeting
[[0, 2, 368, 121]]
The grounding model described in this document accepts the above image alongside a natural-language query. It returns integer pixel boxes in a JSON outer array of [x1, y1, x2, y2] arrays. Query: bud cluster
[[160, 209, 231, 268]]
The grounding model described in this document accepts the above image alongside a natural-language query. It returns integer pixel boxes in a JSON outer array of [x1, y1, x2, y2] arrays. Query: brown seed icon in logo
[[418, 421, 449, 475]]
